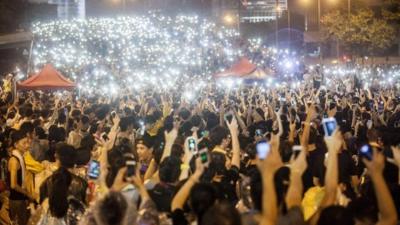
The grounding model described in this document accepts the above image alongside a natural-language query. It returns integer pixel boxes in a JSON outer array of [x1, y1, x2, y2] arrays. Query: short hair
[[96, 192, 128, 225], [10, 130, 27, 147], [55, 143, 76, 168], [189, 183, 217, 221], [209, 126, 230, 147], [201, 202, 242, 225], [19, 121, 34, 136], [318, 206, 354, 225], [158, 156, 181, 183], [179, 108, 191, 120]]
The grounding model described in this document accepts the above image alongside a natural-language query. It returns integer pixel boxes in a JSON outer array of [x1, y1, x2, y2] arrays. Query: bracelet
[[180, 164, 190, 170]]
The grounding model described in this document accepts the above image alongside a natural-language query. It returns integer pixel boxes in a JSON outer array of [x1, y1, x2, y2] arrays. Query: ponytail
[[49, 167, 72, 218]]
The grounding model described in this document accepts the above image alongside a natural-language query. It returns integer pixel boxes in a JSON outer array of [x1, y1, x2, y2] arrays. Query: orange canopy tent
[[18, 64, 76, 91], [214, 57, 273, 79]]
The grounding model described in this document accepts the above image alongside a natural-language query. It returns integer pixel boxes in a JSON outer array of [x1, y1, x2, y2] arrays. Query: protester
[[0, 64, 399, 225]]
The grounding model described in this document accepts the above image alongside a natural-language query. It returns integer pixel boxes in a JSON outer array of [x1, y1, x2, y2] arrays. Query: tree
[[321, 9, 396, 56]]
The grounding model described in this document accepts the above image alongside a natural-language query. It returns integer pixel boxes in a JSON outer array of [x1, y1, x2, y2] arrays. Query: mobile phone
[[126, 160, 136, 177], [111, 111, 116, 118], [188, 137, 197, 152], [378, 102, 384, 113], [88, 160, 100, 179], [64, 108, 68, 116], [292, 145, 302, 159], [256, 140, 270, 160], [360, 144, 373, 161], [224, 112, 234, 123], [138, 120, 145, 136], [255, 129, 263, 137], [201, 130, 209, 138], [322, 117, 337, 136], [198, 148, 208, 164]]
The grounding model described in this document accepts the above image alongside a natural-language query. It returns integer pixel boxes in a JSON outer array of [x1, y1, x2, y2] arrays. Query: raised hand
[[324, 129, 343, 154], [362, 148, 385, 178]]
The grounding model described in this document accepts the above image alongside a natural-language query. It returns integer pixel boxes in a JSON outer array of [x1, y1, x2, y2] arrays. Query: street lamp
[[223, 14, 235, 25], [275, 3, 281, 48], [300, 0, 351, 30]]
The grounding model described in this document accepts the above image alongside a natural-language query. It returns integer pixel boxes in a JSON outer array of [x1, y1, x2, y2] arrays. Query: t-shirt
[[212, 165, 240, 204], [313, 150, 357, 186], [149, 182, 176, 212]]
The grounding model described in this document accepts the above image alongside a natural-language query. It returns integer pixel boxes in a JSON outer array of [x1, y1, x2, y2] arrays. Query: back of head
[[94, 192, 128, 225], [318, 206, 354, 225], [55, 143, 76, 168], [189, 183, 217, 221], [159, 156, 181, 183], [201, 202, 242, 225], [49, 167, 72, 218], [209, 126, 229, 148]]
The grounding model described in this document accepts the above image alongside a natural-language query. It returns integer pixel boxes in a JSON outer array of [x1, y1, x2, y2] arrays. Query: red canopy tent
[[18, 64, 76, 91], [214, 57, 273, 79]]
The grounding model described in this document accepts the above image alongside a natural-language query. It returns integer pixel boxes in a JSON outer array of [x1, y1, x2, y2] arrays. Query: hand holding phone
[[360, 144, 373, 161], [198, 148, 209, 165], [126, 160, 136, 177], [292, 145, 302, 159], [322, 117, 337, 137], [224, 111, 234, 123], [188, 137, 197, 152], [256, 140, 270, 160], [88, 160, 100, 179]]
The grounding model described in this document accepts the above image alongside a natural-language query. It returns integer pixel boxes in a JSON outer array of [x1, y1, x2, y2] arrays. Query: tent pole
[[27, 37, 34, 76]]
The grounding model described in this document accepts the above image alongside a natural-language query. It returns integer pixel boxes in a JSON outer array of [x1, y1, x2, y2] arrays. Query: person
[[0, 64, 399, 225], [149, 156, 181, 212], [38, 143, 87, 225], [8, 130, 35, 225]]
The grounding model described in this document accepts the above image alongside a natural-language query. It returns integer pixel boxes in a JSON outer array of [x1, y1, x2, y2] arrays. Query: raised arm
[[286, 148, 307, 208], [363, 149, 398, 225], [258, 134, 283, 225], [171, 158, 204, 211], [301, 105, 315, 150], [227, 117, 240, 169]]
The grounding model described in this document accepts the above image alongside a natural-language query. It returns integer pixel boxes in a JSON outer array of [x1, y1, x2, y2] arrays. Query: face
[[15, 137, 31, 152], [221, 135, 231, 149], [136, 143, 152, 162]]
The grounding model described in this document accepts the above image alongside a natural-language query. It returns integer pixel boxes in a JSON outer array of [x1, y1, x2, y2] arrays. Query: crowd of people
[[0, 68, 399, 225]]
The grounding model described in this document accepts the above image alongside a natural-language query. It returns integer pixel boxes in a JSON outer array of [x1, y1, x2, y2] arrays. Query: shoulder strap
[[11, 150, 26, 188]]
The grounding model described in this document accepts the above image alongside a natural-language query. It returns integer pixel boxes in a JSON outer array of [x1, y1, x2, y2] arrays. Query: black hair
[[80, 115, 90, 125], [189, 183, 217, 223], [19, 121, 34, 136], [79, 134, 96, 151], [97, 192, 128, 225], [75, 148, 91, 166], [48, 125, 66, 142], [318, 206, 354, 225], [119, 116, 135, 132], [10, 130, 27, 148], [179, 108, 191, 121], [49, 167, 72, 218], [55, 143, 76, 168], [209, 126, 230, 148], [200, 201, 242, 225], [95, 104, 110, 121], [158, 156, 182, 183], [34, 126, 47, 139]]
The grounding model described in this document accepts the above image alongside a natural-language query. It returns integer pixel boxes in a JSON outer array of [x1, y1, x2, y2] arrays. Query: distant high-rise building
[[48, 0, 85, 19], [212, 0, 287, 23]]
